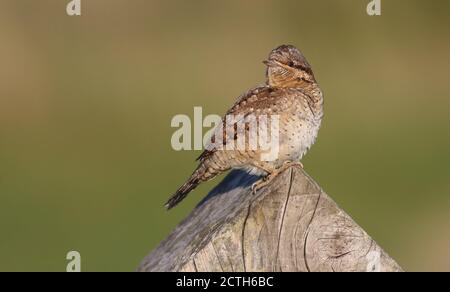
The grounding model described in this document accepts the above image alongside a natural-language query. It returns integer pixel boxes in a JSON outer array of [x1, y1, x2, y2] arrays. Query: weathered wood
[[138, 166, 403, 272]]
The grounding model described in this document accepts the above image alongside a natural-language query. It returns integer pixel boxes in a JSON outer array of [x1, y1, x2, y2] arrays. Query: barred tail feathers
[[165, 163, 220, 210]]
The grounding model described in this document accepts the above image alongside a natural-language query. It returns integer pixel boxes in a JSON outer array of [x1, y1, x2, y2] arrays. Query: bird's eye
[[288, 61, 295, 67]]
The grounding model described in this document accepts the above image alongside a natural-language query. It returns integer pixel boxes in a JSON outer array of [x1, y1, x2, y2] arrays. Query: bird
[[165, 44, 324, 210]]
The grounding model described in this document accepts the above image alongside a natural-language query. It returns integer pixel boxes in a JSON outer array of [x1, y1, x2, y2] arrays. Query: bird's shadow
[[196, 169, 261, 209]]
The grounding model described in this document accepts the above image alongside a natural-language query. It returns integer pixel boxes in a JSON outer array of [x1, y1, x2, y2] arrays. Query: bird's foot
[[251, 161, 302, 195], [251, 175, 274, 195], [281, 160, 303, 170]]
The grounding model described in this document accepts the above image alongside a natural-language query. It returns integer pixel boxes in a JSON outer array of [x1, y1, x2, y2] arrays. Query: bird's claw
[[251, 161, 303, 195], [251, 175, 271, 195], [282, 160, 303, 169], [251, 182, 258, 195]]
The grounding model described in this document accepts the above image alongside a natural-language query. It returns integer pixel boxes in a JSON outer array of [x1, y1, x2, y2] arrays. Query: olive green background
[[0, 0, 449, 271]]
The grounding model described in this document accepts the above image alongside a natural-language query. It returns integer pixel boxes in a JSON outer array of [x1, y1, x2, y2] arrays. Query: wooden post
[[138, 166, 403, 272]]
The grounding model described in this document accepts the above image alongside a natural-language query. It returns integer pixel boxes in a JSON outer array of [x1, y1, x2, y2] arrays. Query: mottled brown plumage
[[165, 45, 324, 209]]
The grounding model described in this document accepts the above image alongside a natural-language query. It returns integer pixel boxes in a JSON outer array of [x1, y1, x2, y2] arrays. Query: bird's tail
[[165, 164, 219, 210]]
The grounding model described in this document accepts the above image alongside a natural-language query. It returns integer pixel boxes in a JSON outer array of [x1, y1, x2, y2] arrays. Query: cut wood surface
[[138, 166, 403, 272]]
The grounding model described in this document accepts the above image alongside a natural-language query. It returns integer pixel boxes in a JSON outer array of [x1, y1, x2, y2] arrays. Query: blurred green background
[[0, 0, 449, 272]]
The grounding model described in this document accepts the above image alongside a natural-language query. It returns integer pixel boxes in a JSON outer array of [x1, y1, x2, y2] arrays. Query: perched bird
[[165, 45, 324, 209]]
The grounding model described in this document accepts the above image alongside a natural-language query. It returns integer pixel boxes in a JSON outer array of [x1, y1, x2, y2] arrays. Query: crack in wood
[[192, 258, 198, 272], [303, 190, 322, 272], [304, 229, 311, 272], [241, 202, 252, 272], [275, 168, 294, 271], [211, 242, 225, 272], [138, 167, 403, 272]]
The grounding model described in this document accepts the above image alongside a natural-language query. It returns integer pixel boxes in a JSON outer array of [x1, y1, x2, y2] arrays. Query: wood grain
[[138, 166, 403, 272]]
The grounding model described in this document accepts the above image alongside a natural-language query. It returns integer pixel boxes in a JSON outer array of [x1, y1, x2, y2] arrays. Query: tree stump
[[138, 166, 403, 272]]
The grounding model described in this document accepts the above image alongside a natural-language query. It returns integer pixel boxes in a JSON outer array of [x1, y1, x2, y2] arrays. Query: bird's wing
[[197, 86, 298, 162]]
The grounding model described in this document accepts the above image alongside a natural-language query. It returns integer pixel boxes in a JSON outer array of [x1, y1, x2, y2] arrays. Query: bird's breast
[[275, 94, 323, 163]]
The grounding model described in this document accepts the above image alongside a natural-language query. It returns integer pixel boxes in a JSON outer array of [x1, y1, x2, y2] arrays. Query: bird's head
[[264, 45, 316, 88]]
